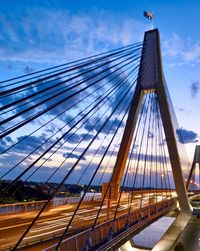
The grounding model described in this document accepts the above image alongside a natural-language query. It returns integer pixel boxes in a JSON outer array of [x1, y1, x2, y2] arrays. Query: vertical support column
[[186, 162, 196, 190], [186, 145, 200, 190], [110, 87, 144, 184], [154, 29, 191, 215], [102, 86, 144, 200]]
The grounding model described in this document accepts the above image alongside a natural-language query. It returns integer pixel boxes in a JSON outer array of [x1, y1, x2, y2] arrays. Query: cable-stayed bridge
[[0, 29, 198, 251]]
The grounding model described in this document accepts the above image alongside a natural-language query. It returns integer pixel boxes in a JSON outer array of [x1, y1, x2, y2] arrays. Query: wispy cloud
[[163, 32, 183, 58], [163, 32, 200, 65], [190, 81, 200, 98], [182, 43, 200, 62], [0, 8, 148, 64]]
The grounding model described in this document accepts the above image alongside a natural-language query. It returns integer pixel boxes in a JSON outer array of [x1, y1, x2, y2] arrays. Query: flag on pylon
[[143, 11, 153, 20]]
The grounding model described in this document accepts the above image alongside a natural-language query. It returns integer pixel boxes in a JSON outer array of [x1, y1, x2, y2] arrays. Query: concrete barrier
[[0, 194, 102, 214]]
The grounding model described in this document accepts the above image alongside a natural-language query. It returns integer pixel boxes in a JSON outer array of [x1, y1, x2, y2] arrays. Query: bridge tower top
[[138, 29, 158, 91]]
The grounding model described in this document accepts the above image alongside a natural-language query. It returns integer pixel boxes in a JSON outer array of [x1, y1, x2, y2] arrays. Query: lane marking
[[24, 226, 72, 240]]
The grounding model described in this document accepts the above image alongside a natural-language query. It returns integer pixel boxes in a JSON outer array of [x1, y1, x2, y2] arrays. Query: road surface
[[0, 191, 175, 250]]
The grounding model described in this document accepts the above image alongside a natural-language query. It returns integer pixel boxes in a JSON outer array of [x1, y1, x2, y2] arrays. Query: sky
[[0, 0, 200, 185]]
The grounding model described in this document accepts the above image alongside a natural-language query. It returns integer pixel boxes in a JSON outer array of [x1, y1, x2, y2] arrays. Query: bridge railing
[[0, 194, 102, 214], [43, 198, 176, 251]]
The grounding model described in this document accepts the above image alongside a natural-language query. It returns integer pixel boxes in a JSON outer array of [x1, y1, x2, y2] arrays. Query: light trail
[[0, 191, 177, 250]]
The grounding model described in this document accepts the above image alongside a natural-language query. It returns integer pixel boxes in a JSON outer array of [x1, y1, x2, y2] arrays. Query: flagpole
[[143, 11, 154, 30]]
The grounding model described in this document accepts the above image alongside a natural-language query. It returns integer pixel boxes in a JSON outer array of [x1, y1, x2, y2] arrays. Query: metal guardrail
[[0, 194, 102, 214], [43, 198, 176, 251]]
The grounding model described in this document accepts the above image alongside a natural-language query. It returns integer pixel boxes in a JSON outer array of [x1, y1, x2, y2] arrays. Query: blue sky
[[0, 0, 200, 184]]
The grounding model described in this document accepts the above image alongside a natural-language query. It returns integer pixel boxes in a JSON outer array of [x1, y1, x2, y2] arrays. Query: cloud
[[163, 32, 200, 65], [63, 133, 82, 144], [182, 43, 200, 62], [84, 115, 125, 135], [16, 134, 54, 152], [5, 136, 13, 143], [0, 8, 147, 64], [16, 135, 44, 151], [177, 107, 185, 112], [63, 152, 86, 160], [101, 118, 125, 134], [190, 81, 200, 98], [0, 136, 14, 152], [80, 133, 94, 141], [45, 123, 60, 134], [0, 6, 141, 154], [63, 132, 95, 144], [176, 128, 198, 144], [23, 66, 35, 74], [163, 32, 183, 58], [42, 157, 53, 162], [0, 75, 81, 126], [130, 152, 169, 163]]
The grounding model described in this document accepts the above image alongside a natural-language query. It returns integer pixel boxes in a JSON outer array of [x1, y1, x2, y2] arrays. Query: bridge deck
[[44, 198, 176, 251]]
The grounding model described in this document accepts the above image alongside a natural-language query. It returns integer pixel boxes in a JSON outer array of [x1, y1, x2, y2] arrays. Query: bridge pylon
[[102, 29, 191, 215], [186, 145, 200, 191]]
